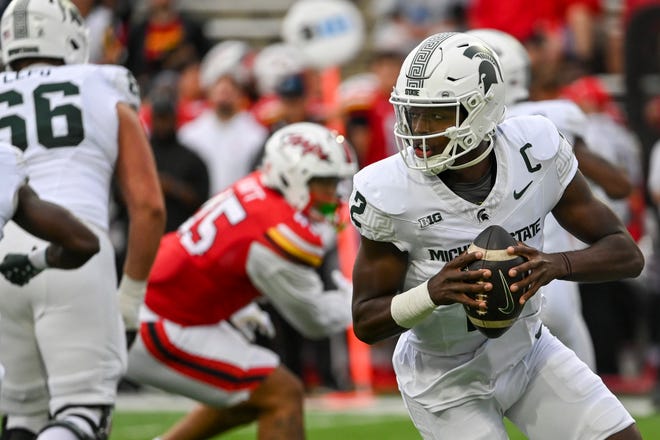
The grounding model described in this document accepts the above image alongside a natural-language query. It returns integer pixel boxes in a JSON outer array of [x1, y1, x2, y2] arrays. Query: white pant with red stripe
[[126, 306, 279, 407]]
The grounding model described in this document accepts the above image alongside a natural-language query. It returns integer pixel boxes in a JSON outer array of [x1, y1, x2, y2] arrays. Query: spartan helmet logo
[[477, 208, 489, 223], [463, 45, 502, 95]]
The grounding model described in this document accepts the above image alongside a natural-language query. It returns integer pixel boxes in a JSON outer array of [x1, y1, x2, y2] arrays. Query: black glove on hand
[[0, 253, 44, 286]]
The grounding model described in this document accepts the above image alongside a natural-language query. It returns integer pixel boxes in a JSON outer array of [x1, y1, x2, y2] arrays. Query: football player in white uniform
[[0, 143, 99, 287], [349, 32, 644, 439], [467, 28, 633, 371], [0, 1, 165, 439]]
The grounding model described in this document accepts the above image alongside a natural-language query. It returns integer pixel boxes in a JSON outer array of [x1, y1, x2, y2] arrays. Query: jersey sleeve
[[555, 132, 579, 190], [96, 65, 141, 109], [555, 101, 588, 145], [246, 241, 351, 339], [263, 216, 325, 268], [0, 144, 28, 231], [349, 166, 408, 252], [649, 141, 660, 196], [349, 185, 397, 241]]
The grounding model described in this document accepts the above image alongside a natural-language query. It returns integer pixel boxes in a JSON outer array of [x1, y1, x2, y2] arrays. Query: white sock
[[37, 426, 81, 440]]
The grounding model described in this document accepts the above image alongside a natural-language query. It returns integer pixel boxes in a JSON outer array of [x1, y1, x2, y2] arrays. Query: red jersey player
[[126, 122, 357, 440]]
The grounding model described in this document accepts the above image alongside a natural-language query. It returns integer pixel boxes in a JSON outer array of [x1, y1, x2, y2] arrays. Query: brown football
[[463, 225, 527, 338]]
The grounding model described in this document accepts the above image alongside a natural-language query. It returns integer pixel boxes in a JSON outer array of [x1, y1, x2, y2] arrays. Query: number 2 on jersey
[[0, 81, 85, 150], [178, 191, 247, 255]]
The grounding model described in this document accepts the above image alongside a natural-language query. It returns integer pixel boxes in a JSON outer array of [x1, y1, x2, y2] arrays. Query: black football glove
[[0, 253, 44, 286]]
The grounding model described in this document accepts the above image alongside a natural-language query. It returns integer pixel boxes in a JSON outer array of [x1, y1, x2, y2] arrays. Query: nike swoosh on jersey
[[513, 181, 533, 200]]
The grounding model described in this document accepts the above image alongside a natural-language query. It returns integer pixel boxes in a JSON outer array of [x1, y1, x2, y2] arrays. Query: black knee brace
[[0, 428, 37, 440], [40, 405, 112, 440], [0, 418, 37, 440]]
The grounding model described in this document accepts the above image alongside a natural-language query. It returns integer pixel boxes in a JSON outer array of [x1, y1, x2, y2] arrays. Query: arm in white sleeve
[[246, 242, 351, 339], [649, 141, 660, 204]]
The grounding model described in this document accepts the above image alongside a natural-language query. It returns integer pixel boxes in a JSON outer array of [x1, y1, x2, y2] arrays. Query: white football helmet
[[281, 0, 365, 69], [467, 29, 531, 106], [253, 43, 307, 97], [199, 40, 253, 90], [1, 0, 89, 68], [390, 32, 506, 175], [261, 122, 357, 212]]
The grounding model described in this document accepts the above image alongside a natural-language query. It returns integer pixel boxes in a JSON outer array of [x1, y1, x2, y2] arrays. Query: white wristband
[[390, 280, 436, 328], [27, 247, 49, 270], [118, 274, 147, 300]]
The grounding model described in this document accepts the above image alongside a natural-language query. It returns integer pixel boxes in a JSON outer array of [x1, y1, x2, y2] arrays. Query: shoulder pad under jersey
[[499, 114, 562, 161], [95, 65, 141, 109], [536, 99, 587, 144], [352, 154, 413, 215]]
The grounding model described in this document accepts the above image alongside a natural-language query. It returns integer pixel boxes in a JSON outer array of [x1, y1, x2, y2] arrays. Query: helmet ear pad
[[1, 0, 90, 68]]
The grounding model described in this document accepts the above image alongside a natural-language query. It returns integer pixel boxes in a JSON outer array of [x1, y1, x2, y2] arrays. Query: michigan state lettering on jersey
[[425, 218, 541, 263]]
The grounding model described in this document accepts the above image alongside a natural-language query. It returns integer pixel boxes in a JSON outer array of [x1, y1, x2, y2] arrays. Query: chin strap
[[447, 133, 495, 171]]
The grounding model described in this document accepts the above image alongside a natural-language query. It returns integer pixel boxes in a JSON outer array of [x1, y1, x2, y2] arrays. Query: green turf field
[[111, 410, 660, 439]]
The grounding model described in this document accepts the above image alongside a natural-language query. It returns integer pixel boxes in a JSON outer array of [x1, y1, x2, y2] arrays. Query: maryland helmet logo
[[284, 133, 330, 162]]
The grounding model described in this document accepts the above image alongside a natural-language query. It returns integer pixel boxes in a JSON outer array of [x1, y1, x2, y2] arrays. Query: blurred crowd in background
[[2, 0, 660, 404]]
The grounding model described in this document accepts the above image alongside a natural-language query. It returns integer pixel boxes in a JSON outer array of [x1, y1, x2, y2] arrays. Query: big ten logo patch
[[418, 212, 442, 229]]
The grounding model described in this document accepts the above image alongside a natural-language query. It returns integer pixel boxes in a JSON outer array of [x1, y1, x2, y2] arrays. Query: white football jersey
[[0, 143, 27, 240], [0, 64, 140, 231], [584, 113, 642, 223], [350, 115, 577, 390], [507, 99, 586, 145]]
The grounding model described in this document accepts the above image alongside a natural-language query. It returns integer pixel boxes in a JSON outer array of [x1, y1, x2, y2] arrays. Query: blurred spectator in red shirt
[[124, 0, 210, 92], [469, 0, 602, 99]]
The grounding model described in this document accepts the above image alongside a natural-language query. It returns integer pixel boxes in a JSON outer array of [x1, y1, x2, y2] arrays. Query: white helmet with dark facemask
[[1, 0, 89, 69], [261, 122, 357, 213], [390, 32, 506, 175], [467, 29, 531, 106]]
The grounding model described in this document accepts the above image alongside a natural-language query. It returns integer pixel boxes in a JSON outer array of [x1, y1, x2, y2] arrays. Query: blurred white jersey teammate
[[468, 29, 633, 371], [0, 143, 99, 291], [0, 1, 165, 439]]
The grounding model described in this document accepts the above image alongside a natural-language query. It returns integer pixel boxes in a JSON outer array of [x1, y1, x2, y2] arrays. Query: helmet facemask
[[261, 122, 358, 225], [392, 90, 496, 175]]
